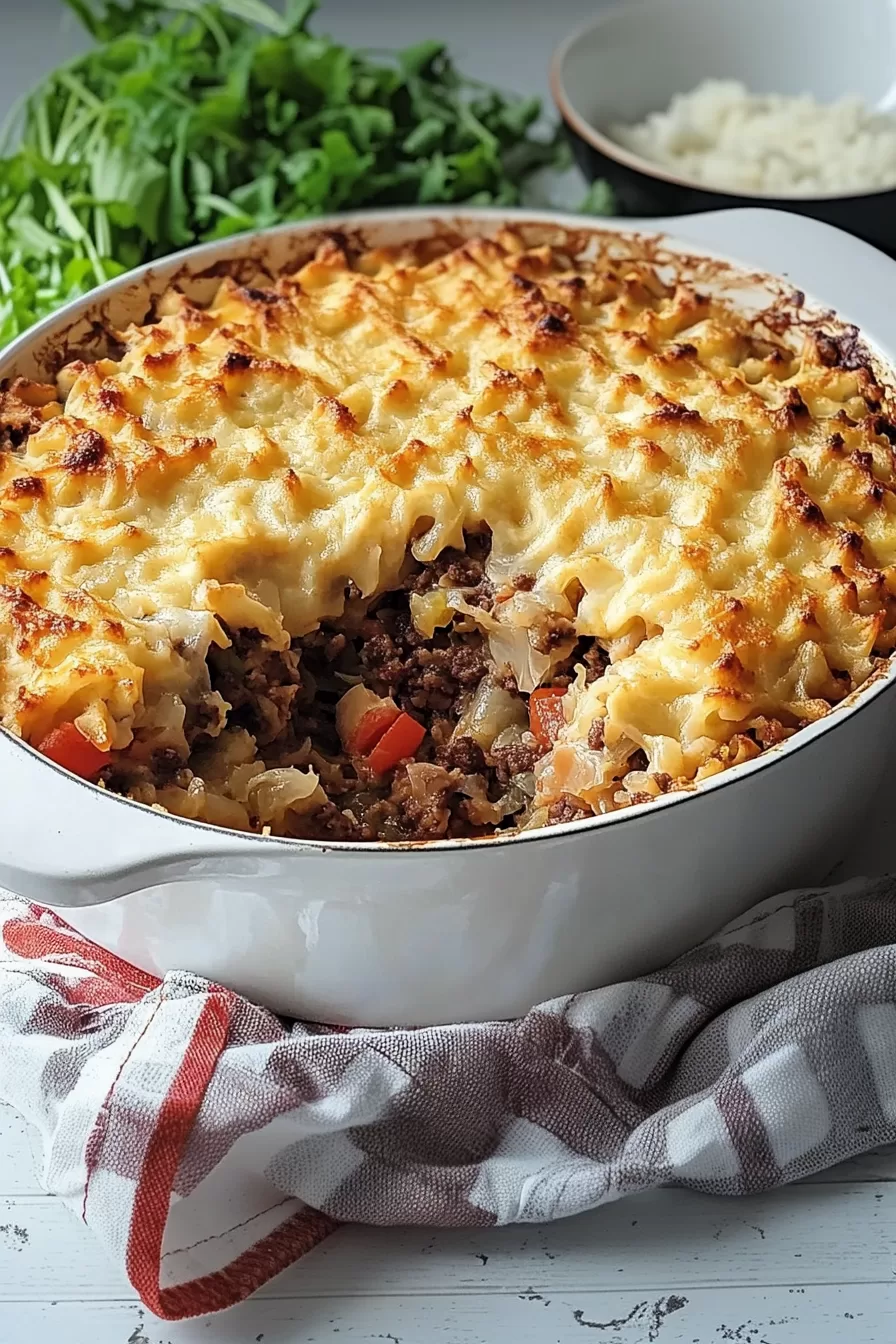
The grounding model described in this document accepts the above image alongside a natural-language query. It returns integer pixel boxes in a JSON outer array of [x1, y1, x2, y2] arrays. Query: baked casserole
[[1, 225, 895, 842]]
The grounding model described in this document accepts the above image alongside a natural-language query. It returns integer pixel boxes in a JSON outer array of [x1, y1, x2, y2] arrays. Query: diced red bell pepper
[[350, 703, 401, 756], [528, 687, 567, 749], [37, 722, 112, 779], [365, 712, 426, 775], [336, 685, 401, 756]]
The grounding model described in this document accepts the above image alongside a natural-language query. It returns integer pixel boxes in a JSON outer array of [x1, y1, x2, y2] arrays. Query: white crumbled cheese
[[610, 79, 896, 197]]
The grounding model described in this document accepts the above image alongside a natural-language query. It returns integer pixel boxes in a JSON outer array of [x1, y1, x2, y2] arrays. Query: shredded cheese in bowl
[[610, 80, 896, 198]]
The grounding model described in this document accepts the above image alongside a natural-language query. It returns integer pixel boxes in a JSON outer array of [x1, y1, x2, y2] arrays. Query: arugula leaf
[[402, 117, 444, 157], [419, 153, 451, 204], [283, 0, 316, 32], [89, 144, 168, 241], [579, 179, 616, 216], [398, 41, 446, 77], [0, 0, 596, 348]]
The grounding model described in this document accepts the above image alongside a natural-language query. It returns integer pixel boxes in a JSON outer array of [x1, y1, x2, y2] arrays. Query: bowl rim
[[550, 7, 896, 205], [2, 203, 895, 859]]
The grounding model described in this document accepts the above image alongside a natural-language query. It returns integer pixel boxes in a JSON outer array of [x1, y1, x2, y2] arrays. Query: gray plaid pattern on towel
[[1, 874, 896, 1315], [251, 875, 896, 1223]]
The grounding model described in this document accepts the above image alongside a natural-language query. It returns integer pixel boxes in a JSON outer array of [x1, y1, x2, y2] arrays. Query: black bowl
[[560, 126, 896, 259], [550, 10, 896, 259]]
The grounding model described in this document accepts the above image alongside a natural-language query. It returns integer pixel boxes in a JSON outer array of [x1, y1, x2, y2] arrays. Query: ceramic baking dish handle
[[0, 729, 274, 908], [651, 208, 896, 351]]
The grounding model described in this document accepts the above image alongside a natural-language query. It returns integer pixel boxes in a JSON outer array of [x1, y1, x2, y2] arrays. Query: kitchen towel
[[2, 875, 896, 1320]]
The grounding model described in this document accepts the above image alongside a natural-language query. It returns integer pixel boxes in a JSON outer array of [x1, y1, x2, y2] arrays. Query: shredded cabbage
[[453, 679, 527, 748], [247, 766, 325, 825]]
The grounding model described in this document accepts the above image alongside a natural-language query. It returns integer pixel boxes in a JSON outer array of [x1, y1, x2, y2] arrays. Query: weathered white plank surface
[[2, 1179, 896, 1303], [3, 1102, 896, 1297], [2, 1285, 894, 1344], [3, 1098, 896, 1344], [0, 1106, 45, 1196]]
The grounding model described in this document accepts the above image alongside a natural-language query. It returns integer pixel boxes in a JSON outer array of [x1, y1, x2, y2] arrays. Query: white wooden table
[[2, 1099, 896, 1343]]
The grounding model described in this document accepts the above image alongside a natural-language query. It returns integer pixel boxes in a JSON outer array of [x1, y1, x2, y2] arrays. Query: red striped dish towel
[[2, 878, 896, 1320]]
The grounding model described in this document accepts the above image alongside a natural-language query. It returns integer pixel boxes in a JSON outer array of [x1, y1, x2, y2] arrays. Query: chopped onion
[[445, 589, 558, 694], [335, 684, 392, 749], [227, 761, 266, 803], [521, 807, 550, 832], [453, 679, 527, 748], [491, 723, 526, 751], [405, 762, 454, 804], [410, 589, 454, 638]]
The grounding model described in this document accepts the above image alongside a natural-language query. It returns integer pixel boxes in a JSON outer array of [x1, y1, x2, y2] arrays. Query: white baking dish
[[1, 206, 894, 1026]]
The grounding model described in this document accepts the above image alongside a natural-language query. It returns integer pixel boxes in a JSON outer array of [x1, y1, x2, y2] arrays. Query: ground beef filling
[[287, 579, 548, 840], [102, 537, 635, 840], [207, 630, 303, 747]]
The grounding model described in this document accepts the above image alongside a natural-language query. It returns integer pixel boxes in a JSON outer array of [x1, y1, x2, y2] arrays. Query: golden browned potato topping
[[1, 226, 894, 835]]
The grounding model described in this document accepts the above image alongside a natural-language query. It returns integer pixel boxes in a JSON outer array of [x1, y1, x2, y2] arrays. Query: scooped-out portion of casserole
[[1, 225, 895, 841]]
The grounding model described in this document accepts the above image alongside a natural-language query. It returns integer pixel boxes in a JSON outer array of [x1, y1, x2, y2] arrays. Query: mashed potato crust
[[2, 225, 895, 832]]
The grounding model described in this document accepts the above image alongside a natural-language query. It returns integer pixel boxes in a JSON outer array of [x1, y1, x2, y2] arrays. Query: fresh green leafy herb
[[579, 178, 616, 216], [0, 0, 580, 346]]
